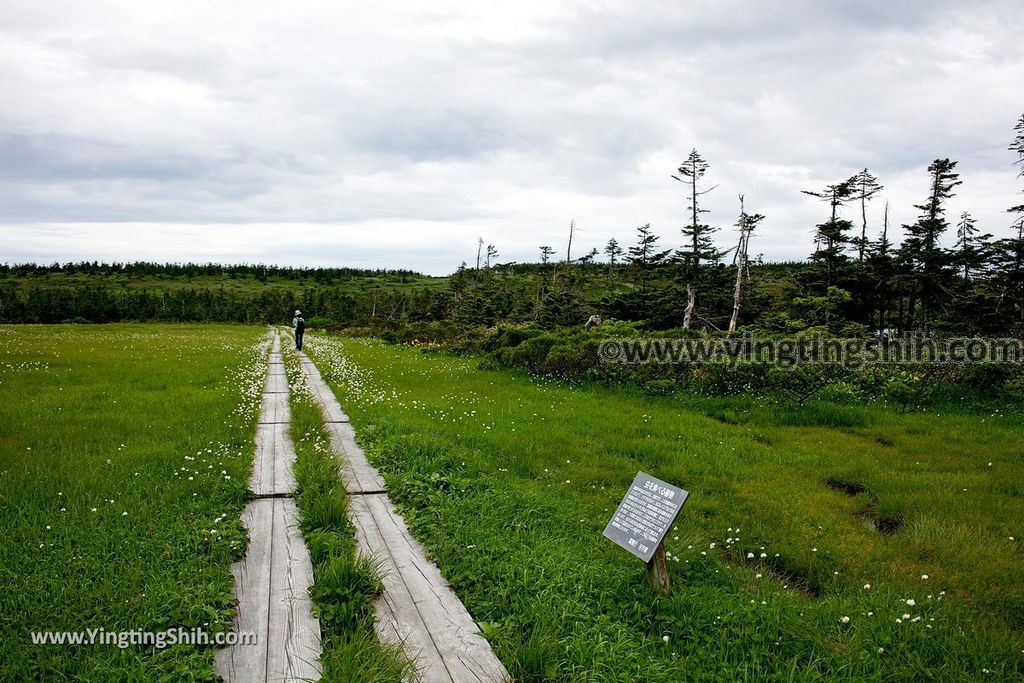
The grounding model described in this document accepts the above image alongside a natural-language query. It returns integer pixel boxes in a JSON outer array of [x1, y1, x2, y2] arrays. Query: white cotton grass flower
[[906, 599, 916, 606], [840, 616, 850, 624], [863, 583, 871, 590], [662, 635, 670, 643], [921, 574, 929, 580]]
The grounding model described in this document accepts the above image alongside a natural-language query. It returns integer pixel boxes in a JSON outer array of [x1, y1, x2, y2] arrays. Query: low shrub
[[363, 320, 1024, 408]]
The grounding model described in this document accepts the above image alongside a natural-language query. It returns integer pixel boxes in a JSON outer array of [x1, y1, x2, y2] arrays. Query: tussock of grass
[[280, 341, 410, 683], [304, 334, 1024, 681]]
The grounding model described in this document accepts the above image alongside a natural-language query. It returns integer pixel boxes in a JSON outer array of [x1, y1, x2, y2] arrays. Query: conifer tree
[[671, 149, 721, 271], [899, 158, 961, 333], [850, 168, 883, 261], [603, 238, 623, 289], [628, 224, 670, 294], [802, 180, 855, 288], [953, 211, 992, 281]]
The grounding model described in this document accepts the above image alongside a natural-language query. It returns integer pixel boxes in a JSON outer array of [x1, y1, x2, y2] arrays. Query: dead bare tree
[[728, 195, 764, 332], [566, 219, 575, 263], [683, 285, 696, 330]]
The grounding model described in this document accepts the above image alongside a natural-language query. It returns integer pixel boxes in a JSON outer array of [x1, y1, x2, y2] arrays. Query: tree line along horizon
[[2, 114, 1022, 336]]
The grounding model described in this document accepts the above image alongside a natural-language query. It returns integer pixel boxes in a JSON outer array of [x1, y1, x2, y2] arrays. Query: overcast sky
[[1, 0, 1021, 275]]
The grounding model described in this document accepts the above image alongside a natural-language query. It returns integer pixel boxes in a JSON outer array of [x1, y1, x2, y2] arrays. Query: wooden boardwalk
[[299, 358, 386, 495], [299, 351, 509, 683], [216, 334, 322, 682]]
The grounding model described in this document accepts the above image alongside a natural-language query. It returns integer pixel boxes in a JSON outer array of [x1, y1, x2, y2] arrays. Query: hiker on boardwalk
[[292, 310, 305, 350]]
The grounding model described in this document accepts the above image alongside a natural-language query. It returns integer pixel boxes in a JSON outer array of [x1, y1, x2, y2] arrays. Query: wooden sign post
[[603, 472, 688, 596], [647, 543, 671, 595]]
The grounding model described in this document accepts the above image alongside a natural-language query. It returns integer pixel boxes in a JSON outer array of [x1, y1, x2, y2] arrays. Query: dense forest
[[3, 115, 1022, 337]]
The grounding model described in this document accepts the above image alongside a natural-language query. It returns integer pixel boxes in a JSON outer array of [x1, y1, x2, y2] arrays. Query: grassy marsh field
[[3, 323, 1023, 681], [304, 334, 1024, 682], [0, 324, 265, 680]]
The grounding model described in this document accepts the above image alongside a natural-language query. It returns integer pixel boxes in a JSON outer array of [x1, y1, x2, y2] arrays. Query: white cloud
[[0, 0, 1021, 274]]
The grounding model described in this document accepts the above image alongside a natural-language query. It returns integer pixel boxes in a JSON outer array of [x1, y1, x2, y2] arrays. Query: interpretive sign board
[[603, 472, 688, 563]]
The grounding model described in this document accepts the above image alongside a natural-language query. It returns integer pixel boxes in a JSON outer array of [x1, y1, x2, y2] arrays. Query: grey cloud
[[0, 0, 1021, 272]]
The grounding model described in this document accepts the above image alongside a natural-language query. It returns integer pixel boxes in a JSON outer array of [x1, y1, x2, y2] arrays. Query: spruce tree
[[1010, 113, 1024, 227], [671, 150, 721, 272], [995, 115, 1024, 328], [603, 238, 623, 290], [866, 201, 897, 332], [899, 158, 962, 333], [628, 224, 670, 294], [802, 180, 855, 289], [850, 169, 883, 262], [953, 212, 992, 281]]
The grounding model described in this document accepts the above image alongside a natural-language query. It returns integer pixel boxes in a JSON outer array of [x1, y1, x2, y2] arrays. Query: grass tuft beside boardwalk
[[0, 324, 266, 681], [304, 334, 1024, 682]]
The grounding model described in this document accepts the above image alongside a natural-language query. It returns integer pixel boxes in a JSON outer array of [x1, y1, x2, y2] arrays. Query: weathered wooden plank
[[299, 359, 349, 423], [265, 371, 288, 394], [322, 422, 388, 494], [351, 495, 508, 682], [299, 354, 387, 494], [250, 423, 295, 496], [249, 423, 276, 496], [272, 422, 296, 496], [348, 498, 437, 681], [260, 391, 290, 424], [215, 499, 273, 682], [267, 498, 322, 682]]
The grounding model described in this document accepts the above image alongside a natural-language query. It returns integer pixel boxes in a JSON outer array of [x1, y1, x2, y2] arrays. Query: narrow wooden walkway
[[299, 351, 509, 683], [216, 334, 322, 682]]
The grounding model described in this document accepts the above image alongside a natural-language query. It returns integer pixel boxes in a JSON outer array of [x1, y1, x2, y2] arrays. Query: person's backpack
[[296, 317, 305, 333]]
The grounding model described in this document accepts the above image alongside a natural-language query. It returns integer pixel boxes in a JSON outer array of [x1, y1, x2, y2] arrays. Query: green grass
[[0, 323, 266, 680], [304, 334, 1024, 682], [280, 337, 410, 682]]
